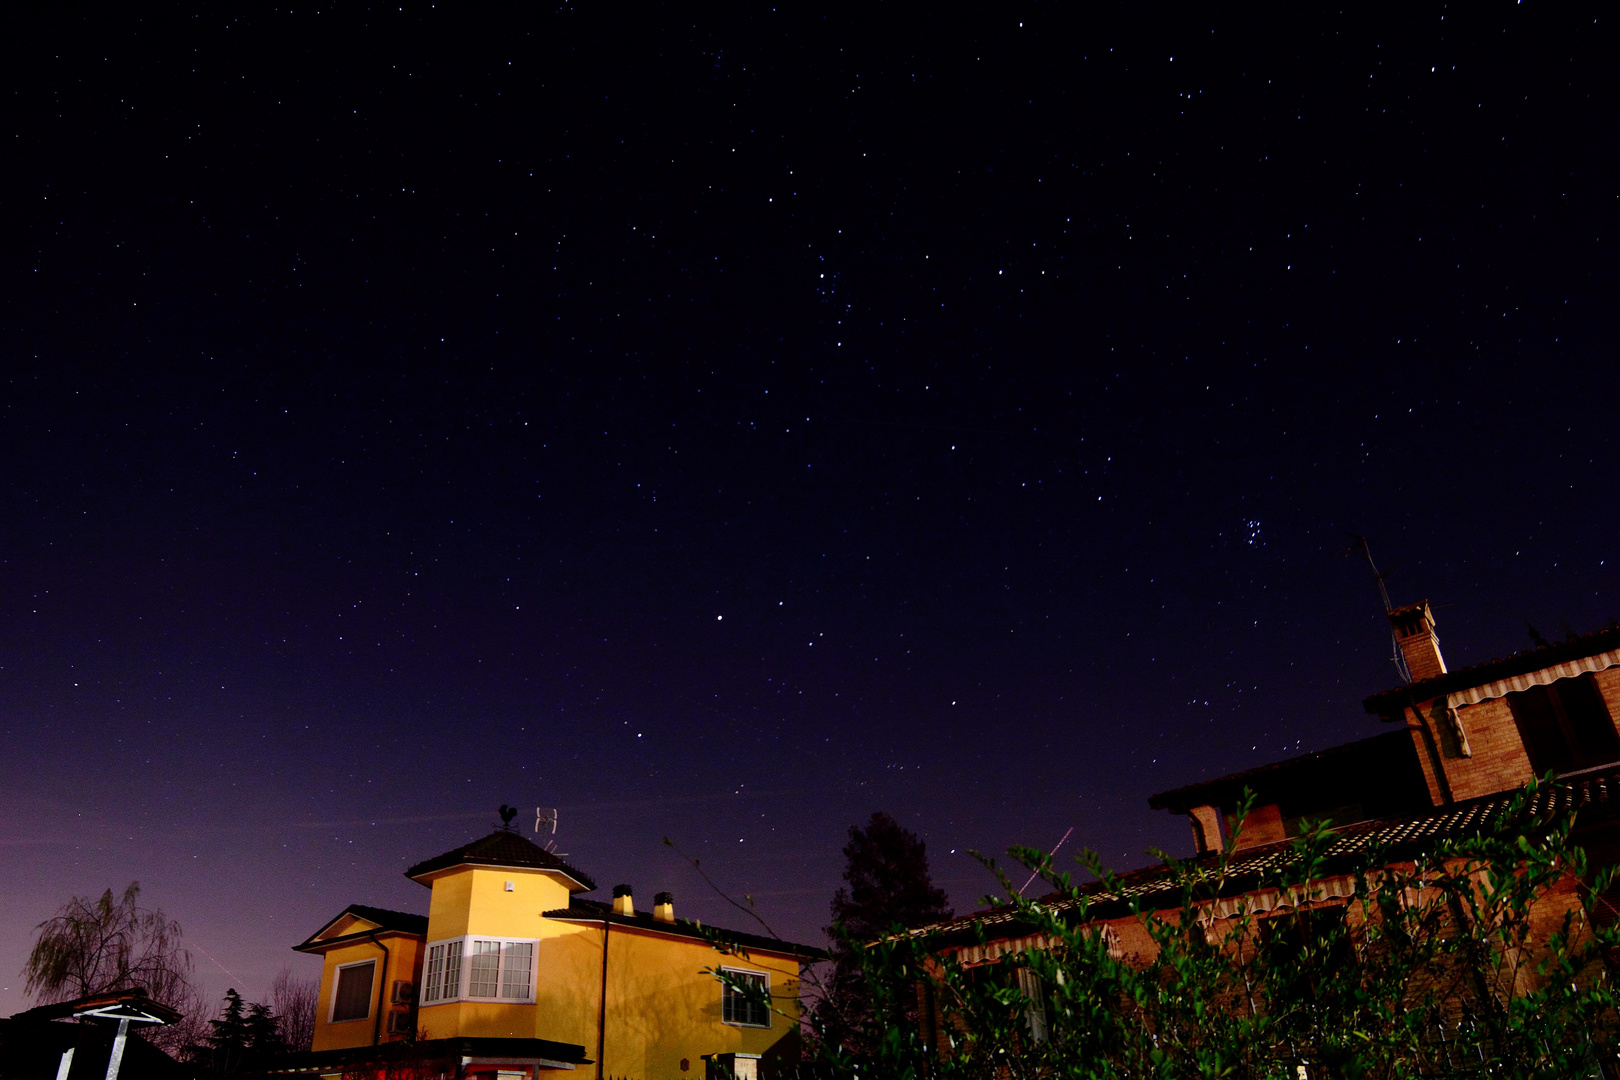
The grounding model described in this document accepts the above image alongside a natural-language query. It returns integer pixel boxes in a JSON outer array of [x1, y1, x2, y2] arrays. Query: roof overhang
[[9, 991, 182, 1026], [293, 926, 424, 954], [409, 861, 593, 893]]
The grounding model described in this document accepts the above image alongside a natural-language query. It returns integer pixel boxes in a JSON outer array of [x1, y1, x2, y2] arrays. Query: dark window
[[720, 969, 770, 1027], [1258, 906, 1351, 1006], [1507, 675, 1620, 774], [332, 961, 376, 1023]]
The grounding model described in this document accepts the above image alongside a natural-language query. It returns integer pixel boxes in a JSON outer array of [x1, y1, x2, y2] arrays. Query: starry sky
[[2, 4, 1617, 1014]]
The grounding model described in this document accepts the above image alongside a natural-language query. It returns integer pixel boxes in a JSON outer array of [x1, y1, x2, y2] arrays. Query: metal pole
[[104, 1018, 130, 1080], [596, 917, 611, 1080]]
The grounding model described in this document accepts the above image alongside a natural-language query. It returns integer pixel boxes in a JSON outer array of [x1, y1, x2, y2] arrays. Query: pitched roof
[[405, 829, 596, 892], [293, 903, 429, 952], [1147, 730, 1417, 813], [1363, 623, 1620, 716], [542, 897, 828, 961], [912, 764, 1620, 946], [8, 989, 183, 1026]]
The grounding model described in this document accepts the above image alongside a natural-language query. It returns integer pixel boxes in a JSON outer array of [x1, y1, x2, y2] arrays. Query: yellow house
[[286, 828, 823, 1080]]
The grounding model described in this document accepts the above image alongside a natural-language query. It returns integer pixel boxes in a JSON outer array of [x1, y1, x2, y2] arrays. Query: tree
[[194, 988, 250, 1077], [817, 811, 953, 1052], [244, 1001, 286, 1055], [22, 881, 195, 1007], [22, 879, 207, 1056], [270, 967, 319, 1052]]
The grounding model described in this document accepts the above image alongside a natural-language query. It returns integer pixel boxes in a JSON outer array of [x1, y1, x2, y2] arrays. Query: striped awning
[[1447, 648, 1620, 708]]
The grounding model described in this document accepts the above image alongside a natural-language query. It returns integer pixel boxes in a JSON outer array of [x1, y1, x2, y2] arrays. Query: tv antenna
[[534, 807, 567, 858], [1346, 535, 1411, 683]]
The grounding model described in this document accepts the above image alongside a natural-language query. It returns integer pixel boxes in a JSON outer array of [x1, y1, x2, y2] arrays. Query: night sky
[[3, 5, 1617, 1013]]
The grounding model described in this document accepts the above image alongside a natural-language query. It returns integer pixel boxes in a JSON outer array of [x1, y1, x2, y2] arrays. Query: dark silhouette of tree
[[22, 881, 195, 1005], [199, 988, 249, 1076], [270, 968, 318, 1052], [244, 1001, 286, 1055], [817, 811, 953, 1051], [21, 881, 207, 1056]]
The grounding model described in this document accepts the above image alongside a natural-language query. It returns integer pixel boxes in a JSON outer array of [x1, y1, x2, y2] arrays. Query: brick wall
[[1593, 667, 1620, 737], [1439, 696, 1536, 800], [1232, 803, 1287, 849]]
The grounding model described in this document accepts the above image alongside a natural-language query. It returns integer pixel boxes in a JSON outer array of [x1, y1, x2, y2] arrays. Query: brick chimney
[[1388, 601, 1446, 682], [612, 883, 634, 916], [653, 891, 675, 923]]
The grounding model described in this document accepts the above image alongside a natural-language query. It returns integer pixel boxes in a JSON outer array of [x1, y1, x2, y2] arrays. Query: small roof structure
[[9, 989, 181, 1027], [293, 903, 430, 953], [405, 829, 597, 892]]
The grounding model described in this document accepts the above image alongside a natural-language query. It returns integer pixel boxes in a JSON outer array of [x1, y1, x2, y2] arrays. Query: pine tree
[[204, 988, 249, 1076], [243, 1001, 286, 1056], [817, 811, 952, 1052]]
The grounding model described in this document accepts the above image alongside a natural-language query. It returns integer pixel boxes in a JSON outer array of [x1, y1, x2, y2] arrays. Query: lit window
[[501, 942, 534, 999], [420, 937, 533, 1004], [331, 960, 376, 1023], [469, 940, 501, 997], [421, 940, 463, 1003], [720, 968, 770, 1028]]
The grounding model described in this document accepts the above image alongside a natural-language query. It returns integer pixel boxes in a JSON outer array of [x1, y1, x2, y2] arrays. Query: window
[[720, 967, 770, 1028], [1015, 966, 1049, 1044], [1508, 675, 1620, 774], [331, 960, 376, 1023], [469, 940, 501, 997], [422, 939, 463, 1003], [501, 942, 533, 999], [419, 937, 534, 1004]]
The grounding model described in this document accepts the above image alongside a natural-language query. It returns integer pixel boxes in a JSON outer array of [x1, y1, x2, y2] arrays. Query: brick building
[[1151, 601, 1620, 858], [911, 601, 1620, 1028]]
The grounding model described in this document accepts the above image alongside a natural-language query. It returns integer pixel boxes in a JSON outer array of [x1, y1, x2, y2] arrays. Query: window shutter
[[332, 962, 376, 1023]]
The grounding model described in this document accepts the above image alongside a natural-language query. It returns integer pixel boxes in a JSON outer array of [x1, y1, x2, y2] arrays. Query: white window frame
[[328, 959, 378, 1024], [719, 966, 772, 1029], [418, 935, 538, 1005]]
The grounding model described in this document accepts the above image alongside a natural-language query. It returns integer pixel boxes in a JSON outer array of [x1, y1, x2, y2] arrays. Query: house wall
[[1412, 667, 1620, 805], [413, 865, 803, 1077], [526, 920, 803, 1078], [311, 933, 424, 1052], [1594, 667, 1620, 727], [1436, 697, 1536, 802], [415, 866, 577, 1041], [601, 927, 801, 1079]]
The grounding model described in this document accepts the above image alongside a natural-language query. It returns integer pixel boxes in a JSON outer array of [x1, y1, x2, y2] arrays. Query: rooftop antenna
[[1347, 534, 1411, 683], [534, 807, 567, 858], [1018, 826, 1075, 896]]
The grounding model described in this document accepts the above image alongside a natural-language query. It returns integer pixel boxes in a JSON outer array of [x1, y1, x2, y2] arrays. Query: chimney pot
[[612, 883, 634, 916], [653, 891, 675, 923], [1388, 600, 1447, 682]]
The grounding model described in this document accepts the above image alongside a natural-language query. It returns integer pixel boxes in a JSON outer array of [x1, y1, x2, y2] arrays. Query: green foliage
[[807, 780, 1620, 1079]]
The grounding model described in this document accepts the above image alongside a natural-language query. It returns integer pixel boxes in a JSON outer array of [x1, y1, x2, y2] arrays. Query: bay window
[[420, 936, 535, 1004]]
